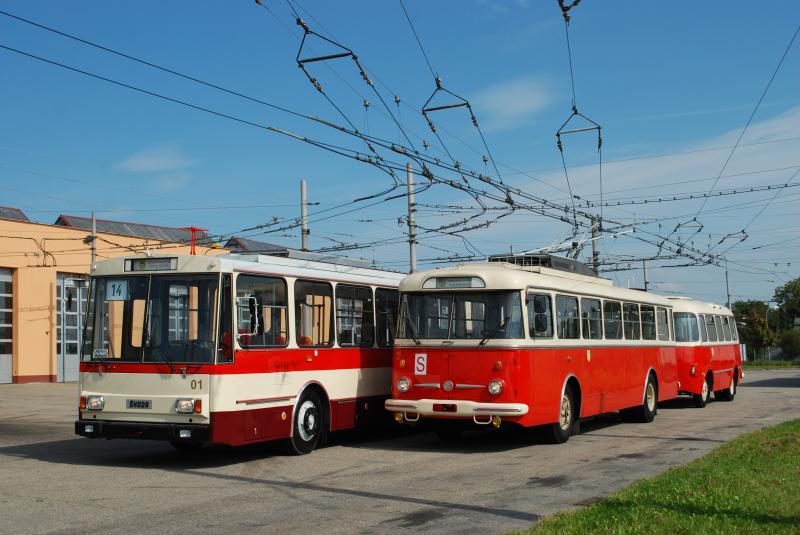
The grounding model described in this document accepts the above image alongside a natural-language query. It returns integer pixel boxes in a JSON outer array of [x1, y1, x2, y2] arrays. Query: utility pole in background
[[300, 179, 309, 251], [406, 162, 417, 273], [642, 259, 648, 291], [591, 215, 600, 273], [725, 263, 732, 309]]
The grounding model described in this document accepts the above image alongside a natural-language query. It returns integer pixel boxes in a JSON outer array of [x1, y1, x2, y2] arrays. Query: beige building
[[0, 207, 228, 383]]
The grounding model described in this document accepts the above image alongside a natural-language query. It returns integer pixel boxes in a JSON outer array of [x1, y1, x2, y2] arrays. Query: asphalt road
[[1, 368, 798, 535]]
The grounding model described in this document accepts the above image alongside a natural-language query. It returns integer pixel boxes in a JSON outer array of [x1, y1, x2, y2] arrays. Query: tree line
[[732, 277, 800, 360]]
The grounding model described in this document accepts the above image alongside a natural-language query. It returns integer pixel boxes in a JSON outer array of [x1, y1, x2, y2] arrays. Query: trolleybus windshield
[[81, 274, 221, 364], [399, 291, 523, 340]]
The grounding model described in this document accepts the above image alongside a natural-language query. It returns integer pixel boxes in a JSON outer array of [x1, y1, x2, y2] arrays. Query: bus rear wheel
[[621, 373, 658, 423], [693, 373, 711, 408], [546, 387, 575, 444], [716, 372, 737, 402], [289, 390, 326, 455]]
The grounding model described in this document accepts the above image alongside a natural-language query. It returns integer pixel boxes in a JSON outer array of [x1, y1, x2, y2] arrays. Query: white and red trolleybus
[[75, 252, 402, 453], [384, 255, 680, 443], [669, 297, 743, 407]]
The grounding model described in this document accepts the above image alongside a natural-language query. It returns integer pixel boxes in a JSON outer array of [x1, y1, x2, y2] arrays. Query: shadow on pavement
[[740, 376, 800, 389]]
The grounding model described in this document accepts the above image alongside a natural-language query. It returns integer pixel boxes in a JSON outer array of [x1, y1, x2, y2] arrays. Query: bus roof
[[92, 253, 405, 287], [667, 296, 733, 316], [400, 261, 675, 306]]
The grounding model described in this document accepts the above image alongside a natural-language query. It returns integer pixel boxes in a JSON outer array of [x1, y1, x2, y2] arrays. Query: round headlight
[[487, 379, 504, 396], [397, 377, 410, 393]]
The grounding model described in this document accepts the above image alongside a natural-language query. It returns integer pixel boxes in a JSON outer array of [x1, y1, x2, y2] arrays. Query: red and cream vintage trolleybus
[[385, 254, 680, 443], [669, 297, 743, 407], [75, 252, 402, 453]]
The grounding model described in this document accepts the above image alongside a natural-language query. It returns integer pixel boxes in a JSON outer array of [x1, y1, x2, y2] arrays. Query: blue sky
[[1, 1, 799, 306]]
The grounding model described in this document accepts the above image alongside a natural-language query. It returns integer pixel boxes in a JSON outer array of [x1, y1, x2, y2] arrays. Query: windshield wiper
[[480, 316, 510, 346], [90, 348, 110, 372], [145, 339, 176, 372], [403, 315, 421, 346]]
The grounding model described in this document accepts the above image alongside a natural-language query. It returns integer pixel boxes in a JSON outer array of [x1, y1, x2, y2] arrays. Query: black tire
[[546, 386, 575, 444], [289, 389, 326, 455], [623, 373, 658, 423], [693, 373, 712, 408], [717, 372, 737, 402], [170, 440, 203, 452]]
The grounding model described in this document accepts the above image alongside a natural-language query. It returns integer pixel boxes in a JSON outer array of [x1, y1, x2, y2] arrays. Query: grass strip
[[515, 419, 800, 535], [743, 360, 798, 369]]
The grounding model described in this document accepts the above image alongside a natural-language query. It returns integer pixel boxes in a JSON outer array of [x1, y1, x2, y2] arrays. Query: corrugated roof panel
[[54, 214, 208, 242], [225, 237, 287, 253], [0, 206, 30, 222]]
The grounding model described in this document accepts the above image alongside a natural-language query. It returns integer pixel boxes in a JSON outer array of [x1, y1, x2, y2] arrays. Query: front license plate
[[127, 399, 152, 409]]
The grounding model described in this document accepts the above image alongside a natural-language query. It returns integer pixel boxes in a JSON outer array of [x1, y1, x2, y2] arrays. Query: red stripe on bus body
[[79, 347, 392, 375]]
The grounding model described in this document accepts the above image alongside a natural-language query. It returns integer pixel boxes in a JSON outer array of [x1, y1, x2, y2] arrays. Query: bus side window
[[705, 314, 718, 342], [603, 301, 622, 340], [623, 302, 640, 340], [336, 284, 374, 347], [295, 280, 334, 348], [717, 315, 730, 341], [641, 305, 656, 340], [698, 314, 708, 342], [556, 295, 580, 339], [581, 298, 602, 340], [656, 307, 669, 341], [237, 275, 288, 348], [728, 316, 739, 341], [376, 288, 399, 347], [527, 293, 553, 338], [218, 274, 233, 362]]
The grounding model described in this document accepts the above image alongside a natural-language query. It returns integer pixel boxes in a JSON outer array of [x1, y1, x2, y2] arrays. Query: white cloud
[[115, 147, 195, 173], [472, 76, 556, 132]]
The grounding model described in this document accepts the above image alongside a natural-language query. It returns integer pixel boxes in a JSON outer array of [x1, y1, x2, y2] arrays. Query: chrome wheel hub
[[297, 400, 319, 442], [646, 383, 656, 411], [559, 394, 572, 431]]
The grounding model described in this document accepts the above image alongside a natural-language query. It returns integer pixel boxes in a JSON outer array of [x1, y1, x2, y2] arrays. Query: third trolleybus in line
[[670, 296, 743, 408], [75, 252, 403, 454], [385, 254, 686, 443]]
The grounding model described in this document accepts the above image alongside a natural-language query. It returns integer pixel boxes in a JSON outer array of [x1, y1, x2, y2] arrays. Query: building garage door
[[56, 274, 89, 382], [0, 269, 11, 384]]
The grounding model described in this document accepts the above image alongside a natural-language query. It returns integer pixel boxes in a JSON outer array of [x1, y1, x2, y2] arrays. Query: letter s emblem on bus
[[414, 353, 427, 376]]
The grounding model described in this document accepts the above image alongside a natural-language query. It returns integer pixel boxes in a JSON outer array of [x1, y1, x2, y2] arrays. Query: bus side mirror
[[235, 296, 261, 336]]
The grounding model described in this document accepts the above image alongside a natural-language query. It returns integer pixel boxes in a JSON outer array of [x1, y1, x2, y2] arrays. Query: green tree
[[731, 300, 777, 354], [779, 330, 800, 359], [774, 277, 800, 330]]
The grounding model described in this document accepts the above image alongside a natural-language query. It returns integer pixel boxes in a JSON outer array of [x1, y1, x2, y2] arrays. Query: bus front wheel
[[289, 389, 326, 455], [693, 373, 712, 408]]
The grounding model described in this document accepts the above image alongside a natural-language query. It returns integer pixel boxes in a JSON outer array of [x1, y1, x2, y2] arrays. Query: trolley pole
[[591, 216, 600, 274], [642, 259, 648, 291], [406, 162, 417, 273], [300, 179, 309, 251]]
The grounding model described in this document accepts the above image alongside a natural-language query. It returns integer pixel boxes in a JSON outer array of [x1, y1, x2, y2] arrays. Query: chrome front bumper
[[385, 398, 529, 422]]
